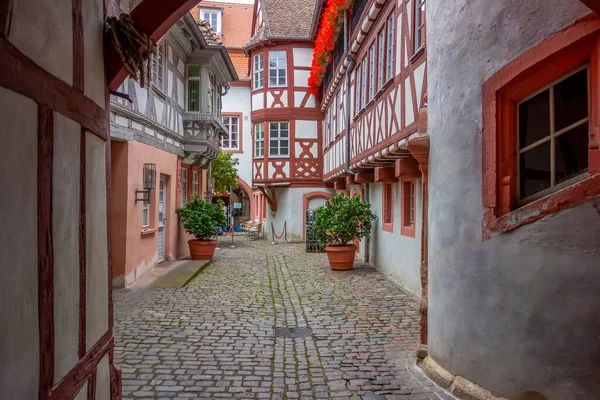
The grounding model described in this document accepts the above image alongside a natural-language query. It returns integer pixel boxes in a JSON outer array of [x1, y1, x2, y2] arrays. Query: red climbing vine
[[308, 0, 354, 96]]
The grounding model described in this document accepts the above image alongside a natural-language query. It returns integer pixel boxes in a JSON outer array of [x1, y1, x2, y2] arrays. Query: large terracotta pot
[[325, 244, 357, 270], [188, 239, 217, 261]]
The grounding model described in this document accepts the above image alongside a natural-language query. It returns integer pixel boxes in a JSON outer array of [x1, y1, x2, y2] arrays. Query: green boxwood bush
[[176, 195, 227, 240], [312, 192, 376, 247]]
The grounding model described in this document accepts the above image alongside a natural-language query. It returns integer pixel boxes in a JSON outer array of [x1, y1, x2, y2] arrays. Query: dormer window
[[200, 8, 222, 34]]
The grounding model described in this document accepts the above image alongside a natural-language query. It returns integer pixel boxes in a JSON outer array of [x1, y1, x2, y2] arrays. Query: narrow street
[[114, 239, 452, 399]]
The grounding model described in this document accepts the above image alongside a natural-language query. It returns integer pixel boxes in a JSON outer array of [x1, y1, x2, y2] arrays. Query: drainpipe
[[343, 9, 354, 177], [343, 9, 370, 262]]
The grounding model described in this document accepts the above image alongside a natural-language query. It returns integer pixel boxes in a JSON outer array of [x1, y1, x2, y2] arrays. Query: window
[[142, 200, 150, 228], [377, 29, 385, 89], [192, 171, 199, 196], [187, 65, 201, 112], [369, 43, 376, 100], [401, 180, 416, 237], [382, 183, 394, 232], [222, 116, 239, 150], [268, 50, 287, 87], [414, 0, 426, 51], [517, 67, 589, 203], [482, 19, 600, 238], [337, 90, 343, 133], [355, 64, 361, 116], [181, 167, 188, 207], [254, 123, 264, 158], [152, 43, 164, 90], [253, 53, 264, 89], [386, 13, 395, 81], [268, 122, 289, 157], [361, 57, 367, 108], [201, 9, 221, 33]]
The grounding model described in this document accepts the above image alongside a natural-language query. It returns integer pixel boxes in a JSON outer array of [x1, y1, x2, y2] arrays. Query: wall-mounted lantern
[[135, 163, 156, 203]]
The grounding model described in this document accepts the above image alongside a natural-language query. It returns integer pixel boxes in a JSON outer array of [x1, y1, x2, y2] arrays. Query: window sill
[[400, 225, 416, 238], [382, 222, 394, 233], [483, 172, 600, 240], [410, 46, 426, 63], [268, 85, 288, 89], [253, 156, 265, 160], [222, 148, 243, 154], [267, 155, 290, 159], [141, 228, 157, 237]]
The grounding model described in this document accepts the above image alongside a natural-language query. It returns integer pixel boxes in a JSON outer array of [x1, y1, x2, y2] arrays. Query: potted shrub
[[176, 194, 226, 261], [312, 192, 376, 270]]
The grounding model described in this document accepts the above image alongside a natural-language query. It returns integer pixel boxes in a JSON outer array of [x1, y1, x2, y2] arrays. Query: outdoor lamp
[[135, 163, 156, 203]]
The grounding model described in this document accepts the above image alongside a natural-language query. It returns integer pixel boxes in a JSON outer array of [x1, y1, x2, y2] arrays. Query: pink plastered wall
[[110, 140, 195, 287]]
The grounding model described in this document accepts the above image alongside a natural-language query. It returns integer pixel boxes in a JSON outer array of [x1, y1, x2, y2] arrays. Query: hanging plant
[[309, 0, 354, 96]]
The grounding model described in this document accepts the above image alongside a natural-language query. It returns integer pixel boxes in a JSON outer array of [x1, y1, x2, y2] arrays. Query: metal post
[[229, 185, 236, 248]]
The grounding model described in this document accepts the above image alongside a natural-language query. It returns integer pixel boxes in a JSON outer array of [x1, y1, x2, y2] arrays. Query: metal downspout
[[342, 9, 369, 262]]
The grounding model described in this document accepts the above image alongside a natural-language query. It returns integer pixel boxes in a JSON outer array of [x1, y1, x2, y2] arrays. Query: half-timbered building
[[109, 11, 237, 287], [320, 0, 428, 295], [245, 0, 333, 241]]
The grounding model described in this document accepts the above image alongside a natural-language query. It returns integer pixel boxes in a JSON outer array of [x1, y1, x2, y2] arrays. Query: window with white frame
[[337, 90, 343, 133], [253, 53, 264, 89], [268, 122, 289, 157], [142, 200, 150, 228], [386, 13, 395, 81], [361, 57, 367, 109], [414, 0, 426, 51], [152, 43, 165, 91], [181, 167, 188, 207], [201, 9, 221, 33], [334, 91, 339, 136], [187, 65, 201, 112], [222, 116, 239, 150], [378, 29, 385, 89], [355, 64, 361, 116], [268, 50, 287, 87], [192, 170, 199, 196], [369, 43, 376, 100], [254, 123, 264, 158]]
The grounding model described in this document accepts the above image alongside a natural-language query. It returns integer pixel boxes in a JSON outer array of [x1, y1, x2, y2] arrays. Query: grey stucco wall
[[368, 182, 423, 296], [427, 1, 600, 399]]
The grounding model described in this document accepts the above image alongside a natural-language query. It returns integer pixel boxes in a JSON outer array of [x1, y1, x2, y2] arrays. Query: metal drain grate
[[274, 327, 311, 338]]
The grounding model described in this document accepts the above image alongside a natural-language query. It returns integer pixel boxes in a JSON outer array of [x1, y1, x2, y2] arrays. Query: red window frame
[[382, 182, 394, 232], [482, 15, 600, 239], [401, 179, 416, 238]]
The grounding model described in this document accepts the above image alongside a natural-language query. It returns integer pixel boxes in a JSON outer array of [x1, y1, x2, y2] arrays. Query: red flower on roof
[[309, 0, 354, 96]]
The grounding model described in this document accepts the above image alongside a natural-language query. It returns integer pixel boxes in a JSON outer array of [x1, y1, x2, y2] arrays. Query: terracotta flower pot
[[325, 244, 357, 270], [188, 239, 217, 261]]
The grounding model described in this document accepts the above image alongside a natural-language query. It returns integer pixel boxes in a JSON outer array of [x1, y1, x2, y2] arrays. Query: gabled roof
[[197, 19, 224, 45], [245, 0, 321, 49], [193, 2, 254, 49]]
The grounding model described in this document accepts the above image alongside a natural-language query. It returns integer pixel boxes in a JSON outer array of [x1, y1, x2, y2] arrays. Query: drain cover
[[274, 327, 311, 338]]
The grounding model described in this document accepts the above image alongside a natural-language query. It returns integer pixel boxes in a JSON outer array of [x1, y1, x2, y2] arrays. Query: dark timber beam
[[334, 180, 346, 190], [354, 172, 374, 183]]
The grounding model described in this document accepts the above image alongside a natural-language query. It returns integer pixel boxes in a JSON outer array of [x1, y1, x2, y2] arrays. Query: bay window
[[268, 50, 287, 87], [254, 123, 264, 158], [269, 122, 289, 157], [187, 65, 201, 112], [254, 53, 264, 89]]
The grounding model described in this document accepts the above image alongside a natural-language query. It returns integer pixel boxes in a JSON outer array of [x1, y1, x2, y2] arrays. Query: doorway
[[157, 175, 167, 263]]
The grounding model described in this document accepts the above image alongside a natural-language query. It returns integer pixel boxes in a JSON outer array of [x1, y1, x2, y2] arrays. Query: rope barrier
[[271, 221, 287, 239], [220, 226, 234, 237]]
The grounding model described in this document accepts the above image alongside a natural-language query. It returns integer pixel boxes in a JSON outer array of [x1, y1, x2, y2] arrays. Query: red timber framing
[[258, 186, 278, 214], [395, 158, 420, 178], [334, 180, 347, 190], [354, 171, 375, 183], [249, 42, 324, 187], [374, 166, 396, 182], [321, 0, 427, 183], [482, 14, 600, 239]]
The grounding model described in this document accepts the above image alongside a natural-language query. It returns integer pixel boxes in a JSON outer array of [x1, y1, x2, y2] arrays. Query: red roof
[[191, 2, 254, 49]]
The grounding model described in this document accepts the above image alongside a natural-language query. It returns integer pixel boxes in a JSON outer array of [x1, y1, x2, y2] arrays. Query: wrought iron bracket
[[135, 189, 151, 203]]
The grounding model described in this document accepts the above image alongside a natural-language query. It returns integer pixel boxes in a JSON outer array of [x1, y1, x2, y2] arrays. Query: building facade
[[245, 0, 334, 241], [109, 12, 237, 287], [191, 1, 257, 226], [424, 0, 600, 398]]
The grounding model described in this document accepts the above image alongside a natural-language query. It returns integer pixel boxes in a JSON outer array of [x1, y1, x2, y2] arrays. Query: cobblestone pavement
[[114, 238, 453, 400]]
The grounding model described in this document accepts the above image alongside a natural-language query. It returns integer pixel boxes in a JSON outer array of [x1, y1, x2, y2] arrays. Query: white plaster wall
[[222, 86, 253, 187], [52, 114, 81, 383], [83, 0, 106, 108], [96, 353, 110, 399], [295, 120, 318, 139], [367, 182, 422, 295], [265, 187, 335, 242], [85, 133, 109, 350], [10, 0, 73, 85], [0, 88, 39, 399], [293, 48, 313, 67], [427, 1, 598, 398], [294, 70, 310, 87], [252, 92, 264, 110]]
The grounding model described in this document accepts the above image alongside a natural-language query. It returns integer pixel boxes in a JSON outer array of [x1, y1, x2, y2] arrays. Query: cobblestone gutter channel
[[114, 239, 453, 399]]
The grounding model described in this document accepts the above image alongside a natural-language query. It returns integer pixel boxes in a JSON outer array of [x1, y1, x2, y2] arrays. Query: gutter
[[343, 9, 355, 177]]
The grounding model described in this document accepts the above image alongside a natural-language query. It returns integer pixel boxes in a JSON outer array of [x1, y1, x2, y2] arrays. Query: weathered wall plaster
[[427, 1, 600, 398]]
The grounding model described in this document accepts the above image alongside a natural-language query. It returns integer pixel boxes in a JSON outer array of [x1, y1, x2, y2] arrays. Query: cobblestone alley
[[114, 239, 453, 399]]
